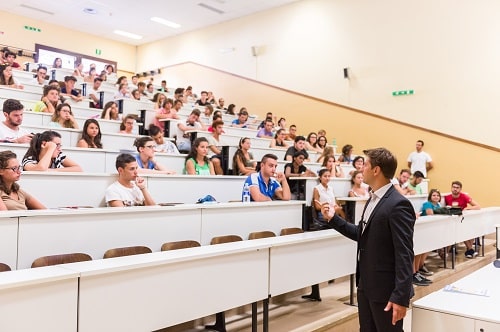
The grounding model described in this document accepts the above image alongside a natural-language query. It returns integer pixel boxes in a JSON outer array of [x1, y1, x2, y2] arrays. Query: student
[[0, 63, 23, 89], [0, 150, 46, 210], [49, 103, 79, 129], [33, 85, 60, 113], [0, 99, 33, 144], [206, 119, 225, 175], [133, 136, 175, 174], [105, 153, 156, 207], [242, 153, 290, 201], [232, 137, 256, 175], [101, 101, 121, 121], [184, 137, 215, 175], [148, 125, 179, 154], [22, 131, 83, 172], [119, 114, 136, 134], [77, 119, 103, 148]]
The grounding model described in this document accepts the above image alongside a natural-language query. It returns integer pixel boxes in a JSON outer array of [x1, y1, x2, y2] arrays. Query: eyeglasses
[[5, 165, 22, 172], [55, 143, 62, 148], [144, 145, 156, 149]]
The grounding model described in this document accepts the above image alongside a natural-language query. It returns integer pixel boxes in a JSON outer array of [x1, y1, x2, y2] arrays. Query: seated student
[[148, 125, 179, 155], [321, 154, 345, 178], [312, 168, 345, 221], [88, 77, 103, 108], [77, 119, 103, 148], [0, 99, 33, 144], [32, 66, 48, 85], [119, 114, 136, 135], [285, 136, 309, 162], [33, 85, 61, 113], [152, 93, 167, 110], [153, 98, 178, 131], [256, 119, 274, 139], [200, 104, 214, 125], [413, 189, 443, 286], [207, 111, 224, 132], [22, 131, 83, 172], [338, 144, 354, 163], [316, 146, 334, 164], [101, 101, 121, 121], [316, 135, 327, 154], [84, 67, 97, 84], [206, 119, 225, 175], [105, 153, 156, 207], [60, 76, 83, 102], [233, 137, 256, 176], [176, 109, 203, 153], [73, 62, 85, 78], [133, 136, 175, 174], [114, 83, 131, 99], [285, 124, 297, 141], [348, 170, 369, 198], [391, 168, 412, 195], [231, 108, 249, 128], [4, 51, 21, 69], [184, 137, 215, 175], [305, 132, 321, 152], [226, 103, 236, 115], [131, 89, 141, 100], [242, 153, 291, 202], [49, 103, 79, 129], [406, 171, 424, 195], [0, 150, 46, 210], [284, 151, 316, 200], [270, 129, 289, 149], [348, 156, 364, 177], [52, 57, 62, 68], [0, 63, 23, 89]]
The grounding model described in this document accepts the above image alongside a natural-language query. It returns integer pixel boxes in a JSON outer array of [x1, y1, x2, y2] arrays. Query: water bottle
[[242, 183, 251, 203]]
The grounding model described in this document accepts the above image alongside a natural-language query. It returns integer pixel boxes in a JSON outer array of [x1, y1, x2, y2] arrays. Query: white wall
[[137, 0, 500, 148]]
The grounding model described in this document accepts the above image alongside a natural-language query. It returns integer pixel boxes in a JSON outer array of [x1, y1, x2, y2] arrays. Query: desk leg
[[251, 302, 257, 332], [451, 244, 456, 269], [263, 297, 269, 332], [481, 236, 485, 257], [344, 274, 357, 306]]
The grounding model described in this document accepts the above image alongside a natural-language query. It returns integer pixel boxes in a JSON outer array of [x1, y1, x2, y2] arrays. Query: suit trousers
[[357, 288, 404, 332]]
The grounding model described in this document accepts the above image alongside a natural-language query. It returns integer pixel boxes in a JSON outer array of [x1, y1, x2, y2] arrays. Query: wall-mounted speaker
[[251, 46, 258, 57]]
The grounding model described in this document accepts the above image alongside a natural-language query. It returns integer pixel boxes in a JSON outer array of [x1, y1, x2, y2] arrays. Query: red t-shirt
[[444, 193, 471, 210]]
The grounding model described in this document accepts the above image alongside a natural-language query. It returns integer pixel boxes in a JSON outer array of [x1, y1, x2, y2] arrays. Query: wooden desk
[[0, 266, 79, 332], [412, 263, 500, 332]]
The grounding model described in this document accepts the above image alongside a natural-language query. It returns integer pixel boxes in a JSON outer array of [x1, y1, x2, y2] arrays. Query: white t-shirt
[[176, 120, 202, 147], [0, 122, 30, 142], [314, 183, 336, 204], [407, 151, 432, 177], [105, 181, 144, 206]]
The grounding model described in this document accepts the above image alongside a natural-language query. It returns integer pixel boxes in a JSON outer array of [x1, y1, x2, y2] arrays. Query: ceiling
[[4, 0, 300, 46]]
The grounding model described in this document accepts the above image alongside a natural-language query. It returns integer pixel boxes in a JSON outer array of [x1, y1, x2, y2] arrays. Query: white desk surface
[[413, 263, 500, 324], [67, 243, 269, 331]]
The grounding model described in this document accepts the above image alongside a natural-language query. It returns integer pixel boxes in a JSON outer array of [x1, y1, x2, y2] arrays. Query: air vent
[[20, 4, 54, 15]]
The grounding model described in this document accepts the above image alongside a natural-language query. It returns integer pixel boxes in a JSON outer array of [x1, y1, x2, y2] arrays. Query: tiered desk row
[[0, 207, 498, 332]]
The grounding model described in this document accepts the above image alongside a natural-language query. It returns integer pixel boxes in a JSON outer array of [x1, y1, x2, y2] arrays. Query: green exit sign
[[24, 25, 41, 32], [95, 49, 102, 55], [392, 90, 414, 96]]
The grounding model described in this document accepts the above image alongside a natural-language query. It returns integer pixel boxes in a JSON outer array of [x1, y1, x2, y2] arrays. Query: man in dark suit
[[322, 147, 415, 332]]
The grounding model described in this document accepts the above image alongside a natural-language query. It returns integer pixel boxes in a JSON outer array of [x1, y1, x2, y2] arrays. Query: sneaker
[[419, 265, 434, 276], [465, 249, 477, 258], [415, 272, 433, 283], [412, 273, 430, 286]]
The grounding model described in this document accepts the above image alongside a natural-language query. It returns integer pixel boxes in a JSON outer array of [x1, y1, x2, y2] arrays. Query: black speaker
[[343, 67, 349, 79]]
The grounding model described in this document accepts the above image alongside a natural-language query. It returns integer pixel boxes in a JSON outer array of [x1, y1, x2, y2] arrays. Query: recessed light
[[113, 30, 143, 40], [150, 17, 181, 29], [83, 8, 97, 14]]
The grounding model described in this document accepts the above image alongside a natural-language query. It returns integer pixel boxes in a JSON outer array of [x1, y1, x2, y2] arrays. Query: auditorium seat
[[0, 263, 11, 272], [248, 230, 276, 240], [279, 227, 304, 236], [103, 246, 152, 259], [161, 240, 201, 251], [31, 253, 92, 268]]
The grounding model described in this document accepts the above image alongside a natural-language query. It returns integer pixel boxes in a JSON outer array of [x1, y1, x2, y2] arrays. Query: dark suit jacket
[[330, 185, 415, 307]]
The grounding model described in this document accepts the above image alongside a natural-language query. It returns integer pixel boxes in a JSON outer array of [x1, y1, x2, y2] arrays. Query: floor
[[163, 234, 497, 332]]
